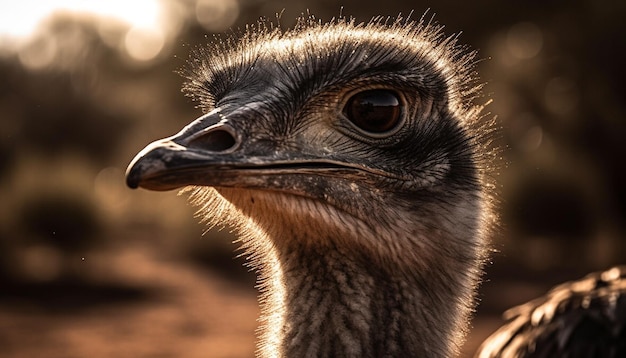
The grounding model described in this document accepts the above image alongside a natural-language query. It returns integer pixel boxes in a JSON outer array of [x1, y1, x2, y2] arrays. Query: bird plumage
[[127, 14, 497, 357], [475, 266, 626, 358]]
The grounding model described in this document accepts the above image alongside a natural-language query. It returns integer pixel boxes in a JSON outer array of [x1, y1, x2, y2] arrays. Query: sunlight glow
[[124, 26, 166, 61], [196, 0, 240, 32], [0, 0, 242, 68], [0, 0, 163, 39], [506, 22, 543, 60], [0, 0, 177, 63]]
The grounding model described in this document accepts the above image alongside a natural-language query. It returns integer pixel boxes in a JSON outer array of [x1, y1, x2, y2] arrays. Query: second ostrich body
[[127, 15, 495, 357]]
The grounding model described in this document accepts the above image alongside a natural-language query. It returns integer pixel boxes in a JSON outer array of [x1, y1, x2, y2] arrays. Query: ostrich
[[126, 14, 496, 357], [476, 265, 626, 358]]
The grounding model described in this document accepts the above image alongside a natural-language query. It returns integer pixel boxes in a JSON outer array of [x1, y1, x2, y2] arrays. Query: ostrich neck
[[258, 233, 469, 358]]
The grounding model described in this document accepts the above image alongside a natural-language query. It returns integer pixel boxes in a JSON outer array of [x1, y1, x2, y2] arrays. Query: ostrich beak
[[126, 108, 244, 191], [126, 109, 377, 192]]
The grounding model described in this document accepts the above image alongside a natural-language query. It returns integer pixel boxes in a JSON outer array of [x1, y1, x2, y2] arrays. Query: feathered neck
[[186, 187, 487, 358], [266, 239, 468, 357]]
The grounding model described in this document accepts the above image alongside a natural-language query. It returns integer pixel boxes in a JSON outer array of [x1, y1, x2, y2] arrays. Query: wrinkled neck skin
[[201, 187, 486, 358]]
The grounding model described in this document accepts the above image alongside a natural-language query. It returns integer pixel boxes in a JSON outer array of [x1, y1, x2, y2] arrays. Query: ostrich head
[[127, 15, 496, 357]]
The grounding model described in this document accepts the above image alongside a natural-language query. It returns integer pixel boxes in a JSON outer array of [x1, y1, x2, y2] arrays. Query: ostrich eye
[[344, 89, 402, 133]]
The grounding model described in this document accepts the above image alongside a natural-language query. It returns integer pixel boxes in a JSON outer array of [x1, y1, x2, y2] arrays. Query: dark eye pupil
[[345, 89, 401, 133]]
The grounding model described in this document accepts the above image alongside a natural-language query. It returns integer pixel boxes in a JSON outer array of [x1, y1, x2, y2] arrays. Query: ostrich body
[[476, 266, 626, 358], [127, 15, 494, 357]]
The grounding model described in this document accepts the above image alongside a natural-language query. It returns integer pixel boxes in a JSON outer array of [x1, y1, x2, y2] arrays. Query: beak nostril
[[187, 126, 239, 153]]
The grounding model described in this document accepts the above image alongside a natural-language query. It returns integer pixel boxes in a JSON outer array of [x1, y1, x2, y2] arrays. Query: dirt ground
[[0, 243, 508, 358]]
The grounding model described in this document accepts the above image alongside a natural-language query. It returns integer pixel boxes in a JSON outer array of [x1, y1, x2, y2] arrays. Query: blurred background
[[0, 0, 624, 357]]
